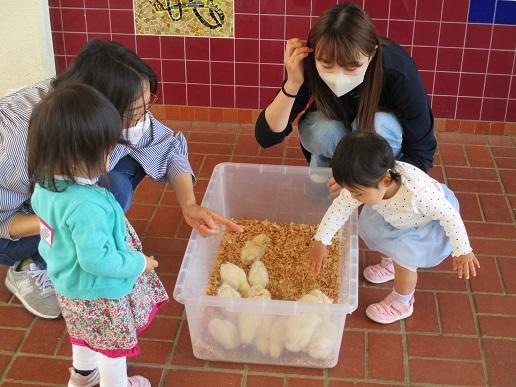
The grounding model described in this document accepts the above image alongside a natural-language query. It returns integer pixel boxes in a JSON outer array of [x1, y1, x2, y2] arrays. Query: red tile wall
[[50, 0, 515, 122]]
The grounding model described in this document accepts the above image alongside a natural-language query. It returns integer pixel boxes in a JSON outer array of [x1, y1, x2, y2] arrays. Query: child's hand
[[305, 240, 329, 276], [452, 252, 480, 279], [327, 177, 343, 197], [144, 255, 159, 273], [183, 203, 243, 237]]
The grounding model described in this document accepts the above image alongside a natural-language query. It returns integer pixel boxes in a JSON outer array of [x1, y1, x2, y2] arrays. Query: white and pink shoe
[[363, 257, 395, 284], [68, 368, 151, 387], [366, 292, 414, 324], [128, 376, 151, 386]]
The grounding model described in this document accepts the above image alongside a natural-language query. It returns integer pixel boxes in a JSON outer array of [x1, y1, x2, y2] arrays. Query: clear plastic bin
[[173, 163, 358, 368]]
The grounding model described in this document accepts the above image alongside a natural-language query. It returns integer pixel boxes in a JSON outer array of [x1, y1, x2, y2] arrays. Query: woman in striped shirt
[[0, 39, 242, 319]]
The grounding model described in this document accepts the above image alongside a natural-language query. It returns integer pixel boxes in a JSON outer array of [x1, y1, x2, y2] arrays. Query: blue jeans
[[0, 235, 45, 268], [0, 155, 146, 269], [99, 155, 147, 212], [298, 111, 403, 167]]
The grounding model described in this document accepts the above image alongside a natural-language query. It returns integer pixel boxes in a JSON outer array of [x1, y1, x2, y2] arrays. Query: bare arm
[[264, 38, 312, 132], [9, 214, 40, 238]]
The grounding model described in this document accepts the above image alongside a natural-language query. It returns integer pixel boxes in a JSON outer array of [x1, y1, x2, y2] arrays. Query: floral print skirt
[[57, 220, 169, 358]]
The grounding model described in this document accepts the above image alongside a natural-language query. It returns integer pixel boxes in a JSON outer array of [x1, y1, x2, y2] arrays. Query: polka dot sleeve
[[414, 186, 472, 257], [315, 189, 361, 246]]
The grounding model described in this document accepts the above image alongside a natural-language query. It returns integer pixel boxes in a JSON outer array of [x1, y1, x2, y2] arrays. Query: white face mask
[[317, 70, 367, 97], [315, 55, 370, 97], [124, 113, 151, 145]]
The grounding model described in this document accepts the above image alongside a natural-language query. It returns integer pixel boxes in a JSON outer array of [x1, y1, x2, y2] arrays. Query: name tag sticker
[[39, 218, 54, 246]]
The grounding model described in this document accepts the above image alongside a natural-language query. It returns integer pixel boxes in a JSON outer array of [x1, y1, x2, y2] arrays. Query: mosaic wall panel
[[135, 0, 233, 37]]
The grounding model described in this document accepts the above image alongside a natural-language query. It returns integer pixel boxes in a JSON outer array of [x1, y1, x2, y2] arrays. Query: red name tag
[[39, 218, 54, 246]]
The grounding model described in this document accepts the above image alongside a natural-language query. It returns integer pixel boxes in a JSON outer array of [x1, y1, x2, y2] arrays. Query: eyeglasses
[[124, 93, 158, 124]]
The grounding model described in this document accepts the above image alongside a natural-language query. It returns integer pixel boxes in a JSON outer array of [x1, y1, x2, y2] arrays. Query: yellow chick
[[269, 317, 288, 358], [284, 313, 322, 353], [220, 262, 251, 297], [298, 294, 321, 303], [208, 318, 240, 350], [248, 261, 269, 288], [252, 233, 270, 247], [307, 320, 337, 359], [216, 283, 241, 298], [240, 241, 266, 265], [240, 234, 270, 265], [297, 289, 333, 304], [247, 285, 272, 299], [308, 289, 333, 304], [237, 286, 272, 345], [254, 315, 274, 356]]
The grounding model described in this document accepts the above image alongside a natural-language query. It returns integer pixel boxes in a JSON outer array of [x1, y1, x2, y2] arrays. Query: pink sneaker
[[68, 367, 100, 387], [363, 257, 395, 284], [365, 293, 414, 324], [128, 376, 151, 386]]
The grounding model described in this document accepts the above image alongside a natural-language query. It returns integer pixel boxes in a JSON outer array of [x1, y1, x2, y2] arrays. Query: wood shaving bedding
[[206, 218, 340, 302]]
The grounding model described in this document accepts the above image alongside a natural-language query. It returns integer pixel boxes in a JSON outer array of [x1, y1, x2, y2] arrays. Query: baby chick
[[248, 261, 269, 288], [220, 262, 251, 297]]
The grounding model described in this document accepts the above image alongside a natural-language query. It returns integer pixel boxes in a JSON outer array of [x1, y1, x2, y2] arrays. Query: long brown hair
[[305, 3, 383, 131]]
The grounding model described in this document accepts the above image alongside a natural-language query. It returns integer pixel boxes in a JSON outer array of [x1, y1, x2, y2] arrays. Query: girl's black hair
[[51, 39, 158, 121], [27, 83, 123, 191], [332, 131, 400, 189]]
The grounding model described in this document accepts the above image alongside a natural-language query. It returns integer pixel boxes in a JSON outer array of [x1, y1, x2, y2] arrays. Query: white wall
[[0, 0, 55, 96]]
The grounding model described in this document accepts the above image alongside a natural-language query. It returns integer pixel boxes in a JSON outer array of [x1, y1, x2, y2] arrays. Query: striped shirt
[[0, 79, 194, 240]]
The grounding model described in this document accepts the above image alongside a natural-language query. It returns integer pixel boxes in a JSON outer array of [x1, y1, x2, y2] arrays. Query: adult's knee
[[299, 111, 348, 157], [374, 111, 403, 157]]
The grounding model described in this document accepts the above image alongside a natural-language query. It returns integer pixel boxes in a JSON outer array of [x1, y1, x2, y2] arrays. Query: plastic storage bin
[[174, 163, 358, 368]]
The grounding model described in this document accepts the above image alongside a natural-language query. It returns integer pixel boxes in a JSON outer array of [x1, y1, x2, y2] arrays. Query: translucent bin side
[[173, 163, 359, 368]]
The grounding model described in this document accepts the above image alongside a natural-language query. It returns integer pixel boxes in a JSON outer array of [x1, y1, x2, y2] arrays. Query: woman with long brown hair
[[255, 3, 436, 194]]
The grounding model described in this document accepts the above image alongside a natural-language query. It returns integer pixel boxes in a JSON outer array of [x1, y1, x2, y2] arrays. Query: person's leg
[[365, 262, 417, 324], [1, 236, 60, 319], [298, 111, 350, 168], [97, 354, 150, 387], [68, 345, 100, 387], [99, 155, 146, 212], [392, 262, 418, 295], [351, 110, 403, 158], [373, 111, 403, 158], [97, 354, 127, 387], [0, 235, 45, 268]]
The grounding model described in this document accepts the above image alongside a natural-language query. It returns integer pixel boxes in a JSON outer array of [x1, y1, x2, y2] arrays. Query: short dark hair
[[51, 39, 158, 119], [27, 83, 123, 191], [331, 131, 399, 189]]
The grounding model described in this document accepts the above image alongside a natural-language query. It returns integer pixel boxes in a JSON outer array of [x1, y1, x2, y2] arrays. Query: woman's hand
[[452, 252, 480, 279], [183, 203, 243, 237], [284, 38, 313, 95], [327, 177, 343, 197], [305, 240, 329, 276]]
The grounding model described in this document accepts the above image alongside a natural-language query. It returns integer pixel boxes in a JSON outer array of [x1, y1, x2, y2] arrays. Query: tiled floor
[[0, 122, 515, 386]]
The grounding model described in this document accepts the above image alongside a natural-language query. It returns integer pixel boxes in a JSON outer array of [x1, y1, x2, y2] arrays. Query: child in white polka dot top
[[306, 131, 479, 324]]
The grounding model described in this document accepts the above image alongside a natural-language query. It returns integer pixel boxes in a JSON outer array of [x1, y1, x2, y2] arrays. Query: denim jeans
[[298, 110, 403, 167], [99, 155, 147, 213], [0, 235, 45, 268], [0, 155, 146, 269]]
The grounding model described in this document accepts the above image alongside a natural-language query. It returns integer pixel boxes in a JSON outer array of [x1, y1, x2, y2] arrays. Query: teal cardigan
[[31, 180, 146, 300]]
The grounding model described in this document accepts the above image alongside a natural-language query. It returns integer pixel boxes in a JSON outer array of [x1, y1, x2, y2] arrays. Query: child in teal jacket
[[29, 83, 166, 387]]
